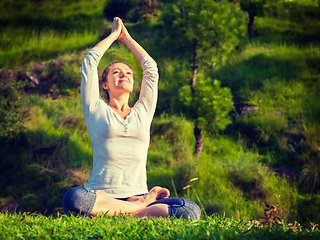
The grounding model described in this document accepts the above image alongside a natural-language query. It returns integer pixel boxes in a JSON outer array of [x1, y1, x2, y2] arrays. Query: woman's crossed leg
[[62, 186, 200, 220]]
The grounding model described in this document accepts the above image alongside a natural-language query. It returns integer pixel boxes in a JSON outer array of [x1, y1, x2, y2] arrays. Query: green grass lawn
[[1, 212, 319, 239]]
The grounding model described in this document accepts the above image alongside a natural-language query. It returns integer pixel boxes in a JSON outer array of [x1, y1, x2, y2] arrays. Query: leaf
[[265, 201, 270, 208]]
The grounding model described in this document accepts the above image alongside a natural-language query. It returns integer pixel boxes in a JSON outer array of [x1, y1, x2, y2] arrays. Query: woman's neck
[[108, 95, 131, 119]]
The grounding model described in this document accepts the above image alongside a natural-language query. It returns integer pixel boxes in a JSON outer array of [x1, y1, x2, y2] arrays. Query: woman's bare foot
[[127, 187, 170, 205], [155, 187, 170, 200]]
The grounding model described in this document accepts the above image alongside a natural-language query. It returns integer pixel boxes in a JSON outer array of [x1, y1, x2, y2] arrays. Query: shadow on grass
[[256, 26, 320, 46], [209, 53, 306, 97], [0, 128, 93, 216]]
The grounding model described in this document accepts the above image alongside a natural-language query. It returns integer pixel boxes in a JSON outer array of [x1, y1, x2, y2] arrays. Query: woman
[[62, 17, 200, 220]]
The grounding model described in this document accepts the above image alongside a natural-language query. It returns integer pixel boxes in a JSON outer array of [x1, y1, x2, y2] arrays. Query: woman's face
[[102, 63, 134, 95]]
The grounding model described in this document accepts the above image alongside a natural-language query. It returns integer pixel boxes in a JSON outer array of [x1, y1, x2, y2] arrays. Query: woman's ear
[[102, 81, 109, 90]]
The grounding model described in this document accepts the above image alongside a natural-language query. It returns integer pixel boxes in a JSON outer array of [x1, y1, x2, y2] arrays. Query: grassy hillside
[[0, 0, 319, 228], [0, 0, 104, 68]]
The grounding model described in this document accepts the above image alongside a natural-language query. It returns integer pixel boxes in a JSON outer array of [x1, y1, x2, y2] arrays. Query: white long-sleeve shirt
[[81, 47, 159, 198]]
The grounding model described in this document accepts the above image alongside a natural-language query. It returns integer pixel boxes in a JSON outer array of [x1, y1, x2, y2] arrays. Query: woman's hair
[[101, 62, 135, 102]]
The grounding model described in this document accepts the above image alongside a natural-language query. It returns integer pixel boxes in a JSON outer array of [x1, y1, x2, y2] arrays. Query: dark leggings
[[62, 186, 201, 220]]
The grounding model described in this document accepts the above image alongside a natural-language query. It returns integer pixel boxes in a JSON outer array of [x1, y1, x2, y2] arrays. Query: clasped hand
[[111, 17, 131, 42]]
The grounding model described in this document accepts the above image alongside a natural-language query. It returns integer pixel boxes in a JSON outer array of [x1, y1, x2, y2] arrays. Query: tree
[[175, 75, 234, 157], [156, 0, 246, 157], [103, 0, 139, 21], [234, 0, 280, 39], [238, 0, 266, 39], [103, 0, 158, 22], [139, 0, 157, 15]]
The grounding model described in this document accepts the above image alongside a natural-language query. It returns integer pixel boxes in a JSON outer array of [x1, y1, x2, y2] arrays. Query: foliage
[[155, 0, 246, 156], [174, 75, 234, 133], [260, 201, 282, 225], [103, 0, 158, 22], [230, 0, 282, 39], [103, 0, 139, 21], [0, 71, 28, 138], [155, 0, 247, 65], [238, 0, 267, 16]]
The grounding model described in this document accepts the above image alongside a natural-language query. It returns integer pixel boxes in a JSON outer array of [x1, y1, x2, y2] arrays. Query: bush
[[0, 70, 28, 138], [103, 0, 139, 21]]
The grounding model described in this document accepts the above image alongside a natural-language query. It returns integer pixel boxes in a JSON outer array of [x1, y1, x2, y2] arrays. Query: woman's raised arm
[[94, 17, 148, 63], [116, 18, 149, 63], [94, 17, 121, 53]]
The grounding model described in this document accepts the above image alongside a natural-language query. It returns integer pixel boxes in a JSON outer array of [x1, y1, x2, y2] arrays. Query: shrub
[[0, 70, 29, 138], [103, 0, 139, 21]]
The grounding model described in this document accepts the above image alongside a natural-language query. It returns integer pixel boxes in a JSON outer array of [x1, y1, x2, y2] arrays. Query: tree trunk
[[248, 12, 255, 40], [190, 38, 203, 157], [190, 38, 198, 94], [193, 126, 203, 157]]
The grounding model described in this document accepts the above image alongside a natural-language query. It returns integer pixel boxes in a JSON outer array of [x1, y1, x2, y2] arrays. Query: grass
[[146, 115, 305, 224], [0, 0, 106, 69], [209, 41, 320, 162], [0, 30, 100, 69], [1, 212, 319, 239]]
